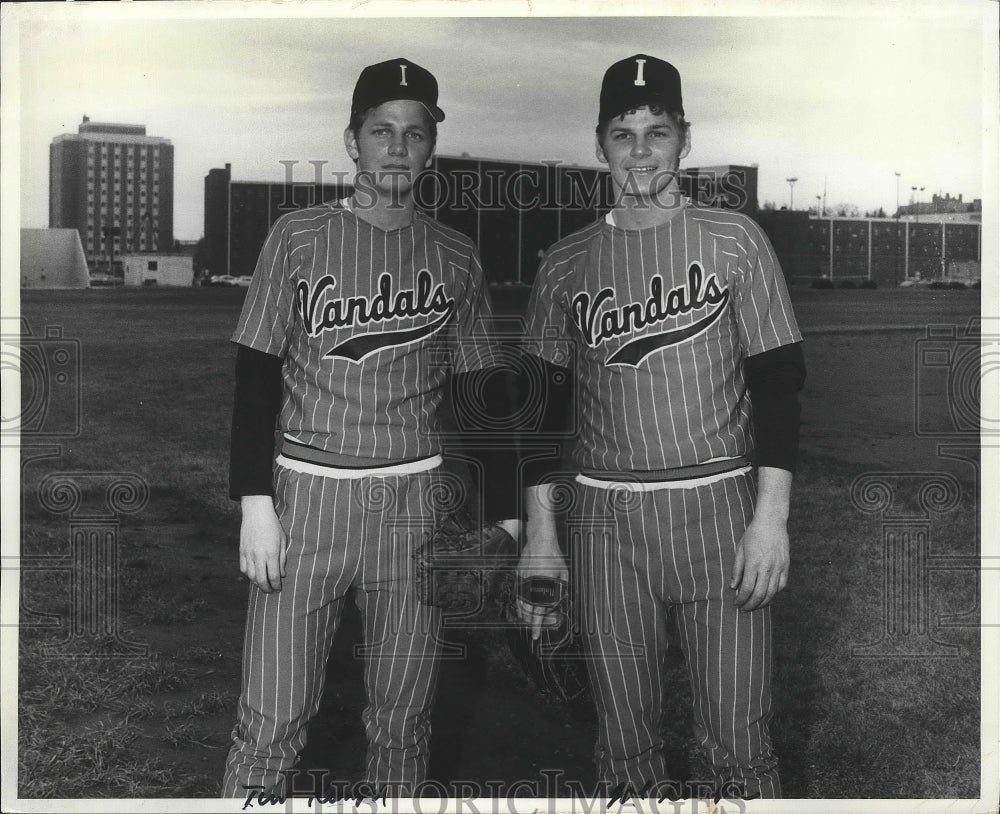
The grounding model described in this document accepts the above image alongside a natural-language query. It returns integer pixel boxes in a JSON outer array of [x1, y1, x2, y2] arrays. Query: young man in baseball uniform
[[519, 54, 805, 799], [223, 58, 518, 799]]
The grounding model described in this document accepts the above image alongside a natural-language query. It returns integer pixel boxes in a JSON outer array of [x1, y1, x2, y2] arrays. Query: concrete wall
[[20, 228, 90, 288]]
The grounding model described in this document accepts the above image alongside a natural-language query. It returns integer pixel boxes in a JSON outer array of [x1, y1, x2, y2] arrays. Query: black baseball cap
[[599, 54, 684, 123], [351, 57, 445, 123]]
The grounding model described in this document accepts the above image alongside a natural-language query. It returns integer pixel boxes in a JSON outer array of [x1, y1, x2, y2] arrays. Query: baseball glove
[[501, 576, 592, 714], [414, 510, 518, 612]]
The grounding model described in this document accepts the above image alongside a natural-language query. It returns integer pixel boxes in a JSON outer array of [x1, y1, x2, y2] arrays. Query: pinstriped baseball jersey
[[232, 202, 499, 461], [525, 200, 801, 473]]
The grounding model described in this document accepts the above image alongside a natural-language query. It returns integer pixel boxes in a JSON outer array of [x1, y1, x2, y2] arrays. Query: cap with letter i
[[352, 57, 446, 122], [599, 54, 684, 123]]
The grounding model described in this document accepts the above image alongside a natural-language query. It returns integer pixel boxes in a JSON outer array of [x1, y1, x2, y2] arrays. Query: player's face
[[596, 107, 691, 203], [345, 100, 435, 198]]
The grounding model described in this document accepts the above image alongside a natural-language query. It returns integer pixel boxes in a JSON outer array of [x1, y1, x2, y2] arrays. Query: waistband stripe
[[580, 456, 751, 484], [280, 439, 430, 469], [277, 438, 441, 479]]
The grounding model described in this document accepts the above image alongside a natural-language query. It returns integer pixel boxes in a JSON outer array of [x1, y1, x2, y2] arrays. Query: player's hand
[[239, 495, 287, 593], [517, 525, 569, 640], [497, 518, 522, 542], [730, 512, 789, 612]]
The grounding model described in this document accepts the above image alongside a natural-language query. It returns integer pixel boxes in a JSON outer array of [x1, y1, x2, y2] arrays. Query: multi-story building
[[681, 165, 759, 214], [752, 208, 981, 285], [50, 116, 174, 272], [204, 158, 759, 285], [203, 163, 352, 282], [896, 192, 981, 221]]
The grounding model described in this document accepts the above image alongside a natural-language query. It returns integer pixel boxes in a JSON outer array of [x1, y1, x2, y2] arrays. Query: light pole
[[911, 186, 925, 224], [894, 171, 901, 218], [786, 177, 798, 210], [816, 195, 822, 217]]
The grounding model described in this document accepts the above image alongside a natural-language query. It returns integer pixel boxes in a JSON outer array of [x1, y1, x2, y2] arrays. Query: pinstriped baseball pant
[[221, 465, 443, 798], [571, 471, 780, 799]]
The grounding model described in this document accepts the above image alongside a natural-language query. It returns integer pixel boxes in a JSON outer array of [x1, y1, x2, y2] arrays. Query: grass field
[[13, 285, 983, 800]]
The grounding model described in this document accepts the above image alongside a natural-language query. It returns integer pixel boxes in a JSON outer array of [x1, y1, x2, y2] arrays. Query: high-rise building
[[50, 116, 174, 272]]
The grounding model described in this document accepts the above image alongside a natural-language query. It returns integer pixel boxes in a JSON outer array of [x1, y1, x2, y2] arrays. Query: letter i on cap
[[599, 54, 684, 123], [352, 58, 446, 122]]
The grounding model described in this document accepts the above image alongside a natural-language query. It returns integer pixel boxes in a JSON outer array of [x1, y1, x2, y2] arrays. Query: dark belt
[[280, 436, 437, 470], [581, 455, 751, 484]]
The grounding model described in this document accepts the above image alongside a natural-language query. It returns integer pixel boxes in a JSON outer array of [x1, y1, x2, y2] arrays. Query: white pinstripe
[[696, 227, 728, 453], [529, 201, 792, 798], [648, 227, 670, 463], [573, 476, 780, 796], [223, 468, 445, 797], [613, 494, 643, 757], [225, 200, 498, 797], [313, 222, 335, 434], [709, 234, 743, 451], [233, 203, 497, 460], [525, 201, 802, 472], [675, 224, 701, 460]]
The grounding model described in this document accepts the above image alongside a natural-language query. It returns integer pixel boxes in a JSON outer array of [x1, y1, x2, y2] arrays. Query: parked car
[[89, 274, 122, 287], [235, 275, 253, 287], [207, 274, 240, 287]]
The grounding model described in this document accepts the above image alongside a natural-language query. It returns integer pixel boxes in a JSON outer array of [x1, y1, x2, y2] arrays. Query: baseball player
[[222, 57, 519, 798], [518, 54, 805, 799]]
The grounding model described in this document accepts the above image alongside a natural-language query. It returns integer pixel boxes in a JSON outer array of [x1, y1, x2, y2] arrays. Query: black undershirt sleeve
[[744, 341, 806, 473], [454, 346, 802, 493], [451, 367, 523, 522], [229, 344, 283, 500], [521, 358, 574, 489], [231, 351, 580, 511]]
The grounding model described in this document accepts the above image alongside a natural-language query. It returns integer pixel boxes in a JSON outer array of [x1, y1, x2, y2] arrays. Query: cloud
[[15, 11, 988, 236]]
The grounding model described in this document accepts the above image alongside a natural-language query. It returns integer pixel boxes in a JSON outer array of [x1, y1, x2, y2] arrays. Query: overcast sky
[[8, 1, 994, 240]]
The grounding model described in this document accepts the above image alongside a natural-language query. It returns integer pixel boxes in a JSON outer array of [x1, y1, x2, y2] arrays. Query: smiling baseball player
[[221, 57, 518, 798], [519, 54, 805, 799]]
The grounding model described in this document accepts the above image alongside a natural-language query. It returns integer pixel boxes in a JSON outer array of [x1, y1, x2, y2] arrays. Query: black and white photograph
[[2, 1, 997, 811]]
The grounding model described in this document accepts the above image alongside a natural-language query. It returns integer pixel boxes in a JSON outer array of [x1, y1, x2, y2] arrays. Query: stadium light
[[911, 185, 925, 223]]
